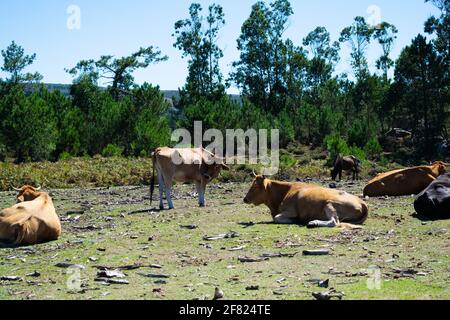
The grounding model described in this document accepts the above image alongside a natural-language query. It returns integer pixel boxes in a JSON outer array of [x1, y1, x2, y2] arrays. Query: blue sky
[[0, 0, 440, 93]]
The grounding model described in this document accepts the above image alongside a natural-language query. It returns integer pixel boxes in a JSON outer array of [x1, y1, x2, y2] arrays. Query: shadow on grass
[[0, 242, 19, 249], [411, 212, 450, 222]]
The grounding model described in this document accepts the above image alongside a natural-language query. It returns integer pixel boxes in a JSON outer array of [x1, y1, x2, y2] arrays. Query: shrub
[[364, 136, 383, 160], [324, 134, 349, 166], [102, 144, 124, 158], [59, 151, 73, 161], [324, 134, 366, 166]]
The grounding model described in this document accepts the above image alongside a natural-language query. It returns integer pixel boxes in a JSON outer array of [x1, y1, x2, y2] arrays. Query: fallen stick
[[303, 250, 330, 256]]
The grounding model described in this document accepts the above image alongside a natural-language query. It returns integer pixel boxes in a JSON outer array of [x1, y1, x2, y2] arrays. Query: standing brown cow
[[331, 155, 360, 181], [150, 147, 229, 210]]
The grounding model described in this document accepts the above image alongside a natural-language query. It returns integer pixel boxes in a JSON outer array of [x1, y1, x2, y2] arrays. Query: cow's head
[[13, 185, 42, 203], [244, 173, 268, 206], [431, 161, 449, 177], [200, 151, 230, 182]]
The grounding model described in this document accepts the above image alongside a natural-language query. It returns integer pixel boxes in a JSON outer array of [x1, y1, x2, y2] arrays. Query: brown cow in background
[[331, 155, 360, 181], [0, 186, 61, 246], [363, 161, 448, 197]]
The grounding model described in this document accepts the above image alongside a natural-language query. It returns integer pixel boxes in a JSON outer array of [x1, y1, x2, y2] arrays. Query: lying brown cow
[[363, 161, 448, 197], [150, 147, 229, 209], [0, 186, 61, 246], [244, 174, 368, 228], [331, 155, 360, 181]]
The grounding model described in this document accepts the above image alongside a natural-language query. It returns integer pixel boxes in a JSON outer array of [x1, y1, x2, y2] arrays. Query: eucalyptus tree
[[230, 0, 293, 114], [339, 16, 374, 80], [173, 3, 226, 101], [373, 22, 398, 80]]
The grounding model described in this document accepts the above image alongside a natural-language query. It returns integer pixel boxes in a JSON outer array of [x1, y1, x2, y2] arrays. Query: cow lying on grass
[[363, 161, 448, 197], [151, 147, 229, 209], [0, 186, 61, 246], [414, 173, 450, 219], [244, 174, 368, 228]]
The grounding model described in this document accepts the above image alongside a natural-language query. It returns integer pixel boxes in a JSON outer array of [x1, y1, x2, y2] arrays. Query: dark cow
[[414, 173, 450, 219], [331, 155, 360, 181]]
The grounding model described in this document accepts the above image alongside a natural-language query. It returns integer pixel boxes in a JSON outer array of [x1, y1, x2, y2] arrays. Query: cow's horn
[[12, 186, 22, 191], [252, 170, 257, 177], [35, 185, 42, 191]]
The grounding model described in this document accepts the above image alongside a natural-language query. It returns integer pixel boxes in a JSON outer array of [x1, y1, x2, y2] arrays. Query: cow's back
[[364, 166, 435, 197], [414, 174, 450, 219], [287, 186, 366, 223], [0, 194, 61, 246], [155, 147, 204, 183]]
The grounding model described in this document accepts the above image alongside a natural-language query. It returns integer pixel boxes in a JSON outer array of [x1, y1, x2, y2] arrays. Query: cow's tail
[[337, 202, 369, 229], [150, 149, 158, 205]]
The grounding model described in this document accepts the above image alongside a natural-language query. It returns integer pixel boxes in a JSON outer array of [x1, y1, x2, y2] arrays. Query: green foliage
[[230, 0, 294, 114], [324, 134, 366, 166], [0, 41, 42, 84], [173, 3, 226, 102], [66, 47, 168, 100], [339, 16, 374, 80], [364, 136, 383, 160], [0, 142, 6, 162], [59, 151, 73, 161], [102, 144, 124, 158], [1, 3, 448, 166], [0, 87, 58, 162]]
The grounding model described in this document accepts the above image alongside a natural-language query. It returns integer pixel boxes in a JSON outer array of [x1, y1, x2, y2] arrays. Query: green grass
[[0, 180, 448, 300]]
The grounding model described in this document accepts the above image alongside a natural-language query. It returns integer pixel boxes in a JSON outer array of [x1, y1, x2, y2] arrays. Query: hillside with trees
[[0, 0, 448, 166]]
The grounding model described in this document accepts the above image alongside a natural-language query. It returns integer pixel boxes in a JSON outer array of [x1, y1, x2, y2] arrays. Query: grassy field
[[0, 179, 448, 300]]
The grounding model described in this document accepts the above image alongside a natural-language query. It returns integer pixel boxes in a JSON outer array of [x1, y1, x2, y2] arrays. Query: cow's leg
[[339, 169, 342, 181], [196, 181, 206, 207], [163, 178, 175, 210], [273, 214, 297, 224], [307, 203, 339, 228], [157, 171, 165, 210]]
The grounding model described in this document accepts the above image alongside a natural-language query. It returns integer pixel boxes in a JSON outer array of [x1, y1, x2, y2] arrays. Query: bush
[[0, 142, 6, 162], [102, 144, 124, 158], [324, 134, 349, 166], [324, 134, 366, 166], [364, 136, 383, 160], [1, 89, 58, 162], [59, 151, 73, 161]]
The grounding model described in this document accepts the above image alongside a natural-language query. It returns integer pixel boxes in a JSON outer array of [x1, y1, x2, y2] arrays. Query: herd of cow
[[0, 147, 449, 247]]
